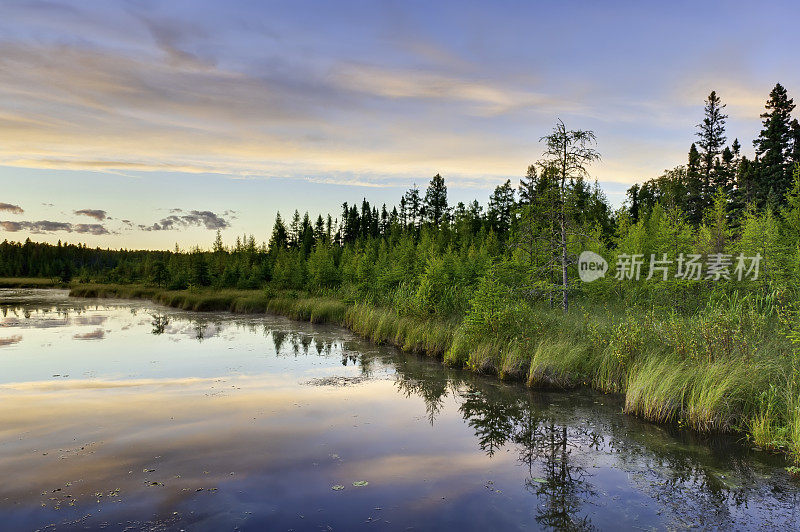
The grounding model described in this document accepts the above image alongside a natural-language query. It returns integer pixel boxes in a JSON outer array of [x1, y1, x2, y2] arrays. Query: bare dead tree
[[538, 120, 600, 311]]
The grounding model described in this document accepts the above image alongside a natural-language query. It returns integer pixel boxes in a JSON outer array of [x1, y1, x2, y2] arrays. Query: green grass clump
[[70, 284, 159, 300], [267, 296, 347, 324], [624, 357, 692, 424], [344, 303, 456, 358], [528, 338, 591, 388]]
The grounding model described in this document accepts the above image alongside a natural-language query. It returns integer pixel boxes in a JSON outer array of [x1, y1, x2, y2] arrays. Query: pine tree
[[790, 118, 800, 167], [627, 184, 640, 223], [289, 210, 301, 248], [314, 215, 325, 243], [360, 199, 372, 238], [715, 146, 735, 195], [753, 83, 796, 206], [518, 165, 538, 205], [487, 179, 516, 235], [686, 143, 704, 224], [268, 213, 288, 252], [399, 196, 408, 228], [423, 174, 449, 227], [213, 229, 224, 253], [403, 186, 422, 230], [380, 204, 389, 236], [696, 91, 728, 210]]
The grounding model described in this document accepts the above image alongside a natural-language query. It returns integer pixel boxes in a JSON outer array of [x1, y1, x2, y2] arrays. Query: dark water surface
[[0, 289, 797, 531]]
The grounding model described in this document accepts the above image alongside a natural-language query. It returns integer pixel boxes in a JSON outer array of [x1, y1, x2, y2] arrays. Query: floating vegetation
[[303, 376, 369, 387]]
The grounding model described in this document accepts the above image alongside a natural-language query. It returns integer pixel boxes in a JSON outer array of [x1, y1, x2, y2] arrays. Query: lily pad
[[331, 485, 345, 491], [352, 480, 369, 487]]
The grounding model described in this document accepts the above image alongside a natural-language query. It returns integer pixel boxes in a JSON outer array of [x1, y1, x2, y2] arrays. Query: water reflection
[[0, 289, 797, 531], [151, 313, 169, 335]]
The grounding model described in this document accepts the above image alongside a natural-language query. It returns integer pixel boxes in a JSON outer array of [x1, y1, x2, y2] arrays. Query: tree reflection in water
[[156, 315, 792, 531], [271, 330, 287, 353], [390, 351, 598, 527], [150, 313, 169, 335]]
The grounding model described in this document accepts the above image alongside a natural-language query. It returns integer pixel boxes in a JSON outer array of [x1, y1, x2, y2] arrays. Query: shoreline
[[62, 283, 797, 464], [2, 279, 796, 468]]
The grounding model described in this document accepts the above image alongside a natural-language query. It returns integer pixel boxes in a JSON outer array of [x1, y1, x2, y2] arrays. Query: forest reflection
[[2, 297, 795, 530], [160, 315, 601, 528]]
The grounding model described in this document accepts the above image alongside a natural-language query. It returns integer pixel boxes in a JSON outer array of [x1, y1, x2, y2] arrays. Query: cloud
[[0, 203, 24, 214], [73, 329, 106, 340], [0, 335, 23, 347], [332, 63, 567, 115], [0, 1, 795, 194], [0, 220, 109, 234], [74, 223, 110, 235], [140, 210, 230, 231], [74, 209, 107, 220], [0, 36, 574, 187], [72, 316, 108, 326]]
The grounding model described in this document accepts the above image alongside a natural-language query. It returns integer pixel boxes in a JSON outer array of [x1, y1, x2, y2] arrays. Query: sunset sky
[[1, 0, 798, 249]]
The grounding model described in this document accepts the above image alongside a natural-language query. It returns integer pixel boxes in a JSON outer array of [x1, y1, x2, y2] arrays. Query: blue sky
[[1, 0, 798, 249]]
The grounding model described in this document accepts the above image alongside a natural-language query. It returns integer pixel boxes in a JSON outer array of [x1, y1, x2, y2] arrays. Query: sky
[[1, 0, 798, 250]]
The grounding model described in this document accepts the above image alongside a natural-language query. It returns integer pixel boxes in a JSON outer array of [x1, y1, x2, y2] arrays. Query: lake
[[0, 289, 797, 530]]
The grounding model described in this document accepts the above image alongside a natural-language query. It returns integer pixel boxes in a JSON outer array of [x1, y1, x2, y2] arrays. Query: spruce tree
[[790, 118, 800, 167], [696, 91, 727, 208], [753, 83, 796, 205], [268, 213, 288, 252], [518, 165, 538, 205], [423, 174, 449, 226], [487, 179, 516, 235], [627, 184, 640, 223], [403, 186, 422, 230], [686, 143, 704, 224], [289, 210, 301, 248]]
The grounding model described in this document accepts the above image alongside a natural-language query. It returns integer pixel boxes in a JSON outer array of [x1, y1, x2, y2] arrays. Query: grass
[[58, 281, 800, 465], [343, 303, 457, 358], [0, 277, 62, 288]]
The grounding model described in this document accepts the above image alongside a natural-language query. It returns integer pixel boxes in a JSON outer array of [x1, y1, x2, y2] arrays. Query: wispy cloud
[[0, 0, 796, 203], [74, 223, 110, 235], [0, 220, 109, 234], [74, 209, 107, 221], [0, 203, 24, 214]]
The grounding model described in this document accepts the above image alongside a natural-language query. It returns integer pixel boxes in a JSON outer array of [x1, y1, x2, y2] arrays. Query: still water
[[0, 289, 797, 531]]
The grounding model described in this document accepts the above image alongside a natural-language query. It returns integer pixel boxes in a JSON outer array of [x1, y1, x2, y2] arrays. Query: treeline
[[630, 84, 800, 224], [2, 82, 799, 316]]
